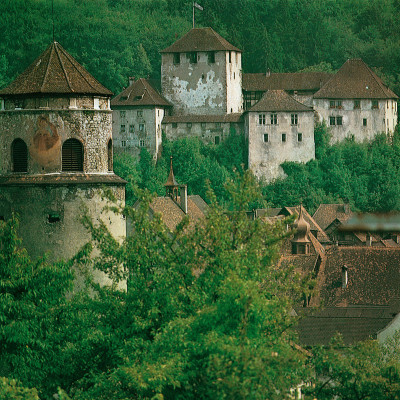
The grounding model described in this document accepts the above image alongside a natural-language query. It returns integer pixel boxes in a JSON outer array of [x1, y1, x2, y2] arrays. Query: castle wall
[[247, 111, 315, 182], [161, 51, 227, 115], [0, 106, 112, 174], [225, 51, 243, 114], [314, 98, 398, 142], [112, 106, 165, 158]]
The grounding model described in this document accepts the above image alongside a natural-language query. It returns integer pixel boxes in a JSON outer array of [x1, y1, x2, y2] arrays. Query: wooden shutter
[[62, 139, 83, 171]]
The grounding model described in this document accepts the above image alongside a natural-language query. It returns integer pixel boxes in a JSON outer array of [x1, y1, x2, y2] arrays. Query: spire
[[292, 205, 311, 254], [165, 156, 179, 200]]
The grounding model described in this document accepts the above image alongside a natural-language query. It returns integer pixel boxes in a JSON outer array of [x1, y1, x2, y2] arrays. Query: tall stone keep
[[0, 42, 126, 263], [161, 27, 243, 116]]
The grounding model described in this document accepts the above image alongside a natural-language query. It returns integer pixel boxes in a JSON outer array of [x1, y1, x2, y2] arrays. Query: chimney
[[366, 233, 372, 247], [129, 76, 135, 86], [342, 265, 348, 288], [180, 185, 188, 214], [266, 69, 271, 77]]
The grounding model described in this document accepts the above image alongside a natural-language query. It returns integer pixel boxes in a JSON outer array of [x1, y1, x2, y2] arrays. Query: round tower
[[0, 42, 126, 264]]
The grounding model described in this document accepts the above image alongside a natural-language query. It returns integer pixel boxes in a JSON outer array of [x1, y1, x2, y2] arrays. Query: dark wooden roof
[[314, 58, 398, 99], [161, 27, 241, 53], [313, 203, 353, 231], [0, 42, 112, 97], [243, 72, 332, 92], [111, 78, 171, 107], [248, 90, 313, 113], [162, 113, 243, 123]]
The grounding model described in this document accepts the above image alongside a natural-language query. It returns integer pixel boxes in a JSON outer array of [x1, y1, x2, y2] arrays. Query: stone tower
[[161, 27, 243, 116], [0, 42, 126, 264]]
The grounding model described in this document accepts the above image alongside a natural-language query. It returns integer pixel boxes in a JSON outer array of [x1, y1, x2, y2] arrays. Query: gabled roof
[[314, 59, 398, 99], [161, 27, 241, 53], [243, 72, 332, 92], [313, 203, 353, 231], [111, 78, 171, 107], [0, 42, 112, 97], [248, 90, 313, 113]]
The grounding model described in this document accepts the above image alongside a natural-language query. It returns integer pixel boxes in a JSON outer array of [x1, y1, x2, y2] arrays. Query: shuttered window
[[62, 139, 83, 171], [12, 139, 28, 172]]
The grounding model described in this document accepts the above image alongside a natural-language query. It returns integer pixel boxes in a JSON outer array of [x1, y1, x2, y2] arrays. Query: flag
[[194, 2, 203, 11]]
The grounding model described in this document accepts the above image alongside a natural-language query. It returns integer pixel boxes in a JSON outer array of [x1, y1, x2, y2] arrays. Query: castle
[[112, 27, 398, 181]]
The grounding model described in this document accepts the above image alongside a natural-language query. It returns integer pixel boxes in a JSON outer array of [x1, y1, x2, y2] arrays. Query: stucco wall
[[0, 107, 113, 174], [225, 51, 243, 114], [314, 98, 398, 142], [112, 106, 165, 158], [247, 110, 315, 182]]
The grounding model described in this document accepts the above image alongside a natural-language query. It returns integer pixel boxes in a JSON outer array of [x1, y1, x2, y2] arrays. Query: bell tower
[[0, 42, 126, 266]]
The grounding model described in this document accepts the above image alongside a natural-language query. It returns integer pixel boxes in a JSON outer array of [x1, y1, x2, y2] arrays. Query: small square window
[[187, 122, 192, 128], [187, 52, 197, 63], [208, 51, 215, 63], [139, 123, 145, 131], [172, 122, 177, 128], [329, 100, 336, 109], [137, 110, 143, 117], [15, 99, 23, 109], [291, 114, 298, 125], [271, 113, 278, 125], [120, 124, 126, 133], [354, 100, 360, 109], [363, 118, 367, 127], [120, 111, 126, 118], [329, 116, 336, 126], [259, 114, 266, 125], [121, 140, 126, 147], [173, 53, 180, 64], [336, 116, 343, 126], [201, 122, 206, 128], [215, 122, 221, 127], [263, 133, 269, 142], [214, 136, 220, 145], [372, 100, 379, 109], [297, 133, 303, 142], [139, 139, 145, 147], [282, 133, 286, 142], [48, 213, 61, 223], [129, 124, 134, 133]]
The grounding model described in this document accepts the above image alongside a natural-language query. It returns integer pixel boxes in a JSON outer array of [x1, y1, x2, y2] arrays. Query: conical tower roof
[[0, 42, 112, 97]]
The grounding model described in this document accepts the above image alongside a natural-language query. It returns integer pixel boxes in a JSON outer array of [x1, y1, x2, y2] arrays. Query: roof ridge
[[363, 60, 392, 97], [142, 79, 158, 103], [54, 43, 74, 92]]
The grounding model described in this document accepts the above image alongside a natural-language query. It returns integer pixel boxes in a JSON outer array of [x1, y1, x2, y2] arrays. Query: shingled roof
[[243, 72, 332, 92], [161, 27, 241, 53], [313, 203, 353, 231], [111, 78, 171, 107], [314, 58, 398, 99], [248, 90, 313, 113], [0, 42, 112, 97]]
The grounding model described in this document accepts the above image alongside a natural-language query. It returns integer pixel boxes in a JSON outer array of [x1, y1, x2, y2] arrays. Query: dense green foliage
[[2, 0, 400, 94]]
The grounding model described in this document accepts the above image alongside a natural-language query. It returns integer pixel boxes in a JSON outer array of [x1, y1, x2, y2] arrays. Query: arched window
[[107, 139, 113, 171], [62, 138, 83, 172], [12, 138, 28, 172]]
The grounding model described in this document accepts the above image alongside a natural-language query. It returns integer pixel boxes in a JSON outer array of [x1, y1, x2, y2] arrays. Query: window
[[48, 213, 61, 223], [214, 136, 220, 145], [107, 139, 113, 171], [120, 111, 126, 119], [172, 122, 178, 128], [62, 139, 83, 172], [329, 100, 342, 109], [1, 99, 4, 110], [271, 113, 278, 125], [129, 124, 135, 133], [139, 123, 145, 131], [94, 98, 100, 109], [215, 122, 221, 127], [363, 118, 367, 127], [229, 51, 232, 63], [282, 133, 286, 142], [173, 53, 180, 64], [330, 116, 343, 126], [120, 124, 126, 133], [39, 98, 49, 108], [291, 114, 298, 125], [336, 116, 343, 126], [263, 133, 269, 142], [201, 122, 206, 128], [14, 99, 23, 109], [329, 100, 335, 109], [139, 139, 145, 147], [137, 110, 143, 117], [208, 51, 215, 63], [121, 140, 126, 147], [297, 133, 303, 142], [354, 100, 360, 109], [187, 52, 197, 63], [12, 139, 28, 172], [187, 122, 192, 128], [330, 116, 336, 126], [259, 114, 266, 125], [372, 100, 379, 109]]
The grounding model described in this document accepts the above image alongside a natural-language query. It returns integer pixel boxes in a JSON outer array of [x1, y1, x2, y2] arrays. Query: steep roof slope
[[111, 78, 171, 107], [161, 27, 241, 53], [248, 90, 313, 112], [313, 203, 353, 231], [243, 72, 332, 92], [0, 42, 112, 96], [314, 58, 398, 99]]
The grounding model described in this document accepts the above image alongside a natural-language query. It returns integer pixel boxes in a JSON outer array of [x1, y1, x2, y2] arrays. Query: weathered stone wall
[[314, 98, 398, 142], [247, 110, 315, 181], [0, 107, 112, 174], [0, 183, 125, 280], [225, 51, 243, 114], [112, 106, 165, 159], [161, 51, 227, 115], [163, 121, 242, 144]]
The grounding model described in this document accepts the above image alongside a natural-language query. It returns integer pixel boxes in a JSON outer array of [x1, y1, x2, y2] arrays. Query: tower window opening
[[12, 138, 28, 172], [48, 213, 61, 223], [62, 138, 83, 172]]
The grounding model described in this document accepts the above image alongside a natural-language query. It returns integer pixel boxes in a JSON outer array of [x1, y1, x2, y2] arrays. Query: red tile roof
[[0, 42, 112, 97], [161, 27, 241, 53], [248, 90, 313, 112], [243, 72, 332, 92], [314, 59, 398, 99], [111, 78, 171, 107]]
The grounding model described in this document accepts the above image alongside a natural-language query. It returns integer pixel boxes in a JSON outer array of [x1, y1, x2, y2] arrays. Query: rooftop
[[161, 27, 241, 53], [0, 42, 112, 97]]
